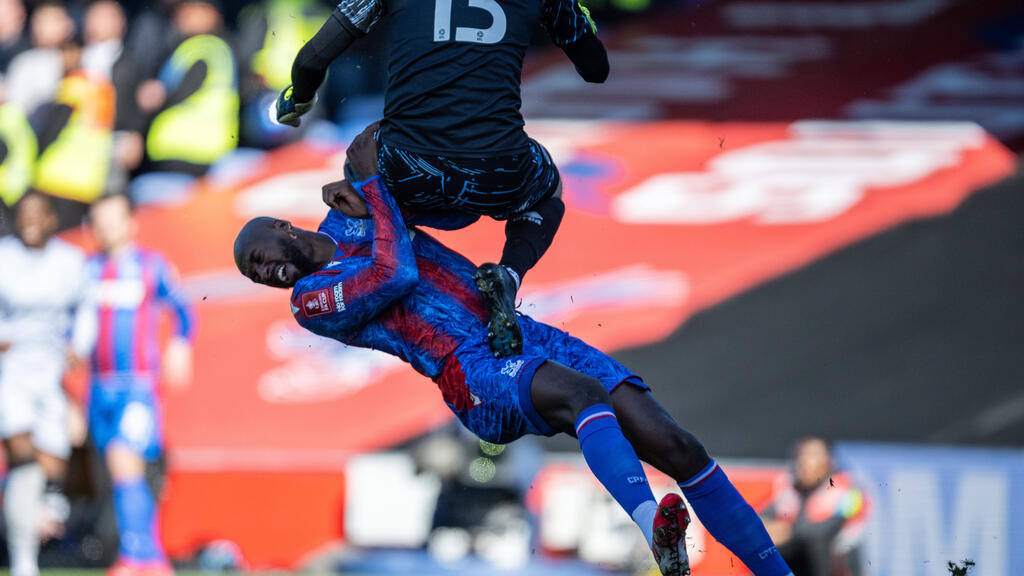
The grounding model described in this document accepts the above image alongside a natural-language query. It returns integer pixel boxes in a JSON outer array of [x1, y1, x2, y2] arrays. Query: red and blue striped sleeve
[[292, 176, 418, 337], [153, 254, 196, 342]]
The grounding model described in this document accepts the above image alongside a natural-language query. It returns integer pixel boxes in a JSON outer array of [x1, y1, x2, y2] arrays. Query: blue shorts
[[376, 136, 561, 221], [437, 320, 648, 444], [89, 377, 163, 460]]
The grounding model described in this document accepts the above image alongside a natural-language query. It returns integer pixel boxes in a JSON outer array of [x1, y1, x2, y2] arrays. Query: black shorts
[[375, 137, 561, 220]]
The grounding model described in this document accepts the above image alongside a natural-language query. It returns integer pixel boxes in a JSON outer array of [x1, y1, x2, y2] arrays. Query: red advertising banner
[[523, 0, 1024, 149], [96, 120, 1012, 565]]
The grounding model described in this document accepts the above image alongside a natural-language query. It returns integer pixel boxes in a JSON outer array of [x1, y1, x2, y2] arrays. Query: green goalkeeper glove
[[274, 85, 315, 127]]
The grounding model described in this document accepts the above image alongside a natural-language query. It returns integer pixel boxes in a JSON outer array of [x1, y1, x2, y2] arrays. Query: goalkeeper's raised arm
[[276, 1, 385, 126]]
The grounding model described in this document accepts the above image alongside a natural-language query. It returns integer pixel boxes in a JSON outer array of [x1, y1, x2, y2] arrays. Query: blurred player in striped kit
[[85, 194, 195, 576], [0, 192, 95, 576]]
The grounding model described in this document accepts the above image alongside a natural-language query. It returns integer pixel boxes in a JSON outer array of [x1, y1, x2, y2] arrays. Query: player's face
[[242, 220, 318, 288], [90, 195, 134, 252], [793, 439, 831, 490], [14, 193, 58, 249], [84, 0, 125, 45]]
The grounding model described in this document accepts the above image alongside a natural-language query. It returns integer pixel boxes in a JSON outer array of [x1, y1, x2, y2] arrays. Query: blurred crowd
[[0, 0, 689, 235], [0, 0, 387, 233]]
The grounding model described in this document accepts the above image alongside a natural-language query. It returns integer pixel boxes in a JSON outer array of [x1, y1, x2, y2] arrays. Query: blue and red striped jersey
[[291, 176, 492, 381], [86, 247, 195, 381]]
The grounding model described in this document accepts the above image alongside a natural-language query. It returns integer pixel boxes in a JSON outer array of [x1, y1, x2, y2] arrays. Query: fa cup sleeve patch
[[300, 288, 335, 317]]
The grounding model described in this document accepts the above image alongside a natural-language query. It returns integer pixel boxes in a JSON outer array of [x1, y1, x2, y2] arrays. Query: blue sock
[[575, 404, 657, 543], [679, 461, 792, 576], [113, 478, 165, 563]]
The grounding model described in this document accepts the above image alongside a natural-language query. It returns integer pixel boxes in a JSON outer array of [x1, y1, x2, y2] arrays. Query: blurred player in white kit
[[0, 192, 95, 576]]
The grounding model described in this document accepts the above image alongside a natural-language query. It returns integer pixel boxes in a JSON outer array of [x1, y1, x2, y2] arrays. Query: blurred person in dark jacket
[[0, 0, 29, 75], [137, 0, 238, 179], [81, 0, 146, 173], [5, 1, 76, 114], [124, 0, 181, 82], [761, 437, 868, 576]]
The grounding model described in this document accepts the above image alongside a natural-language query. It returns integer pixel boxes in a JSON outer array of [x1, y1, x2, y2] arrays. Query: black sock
[[499, 196, 565, 286]]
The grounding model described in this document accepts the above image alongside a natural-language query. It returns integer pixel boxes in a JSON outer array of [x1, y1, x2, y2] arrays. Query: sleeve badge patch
[[301, 288, 335, 317]]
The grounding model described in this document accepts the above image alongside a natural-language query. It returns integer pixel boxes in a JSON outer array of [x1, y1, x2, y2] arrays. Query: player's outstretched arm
[[543, 0, 609, 83], [294, 176, 418, 336], [279, 0, 386, 126], [69, 253, 97, 364], [155, 256, 196, 388]]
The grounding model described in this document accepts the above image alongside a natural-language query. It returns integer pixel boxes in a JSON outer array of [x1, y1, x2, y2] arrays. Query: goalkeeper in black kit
[[275, 0, 610, 358]]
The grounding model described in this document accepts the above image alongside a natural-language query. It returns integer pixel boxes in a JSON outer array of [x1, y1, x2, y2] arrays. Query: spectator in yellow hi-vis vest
[[0, 101, 37, 215], [139, 0, 238, 178]]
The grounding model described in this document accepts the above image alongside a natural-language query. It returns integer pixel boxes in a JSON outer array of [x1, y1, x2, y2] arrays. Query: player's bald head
[[234, 216, 329, 289], [233, 217, 277, 279]]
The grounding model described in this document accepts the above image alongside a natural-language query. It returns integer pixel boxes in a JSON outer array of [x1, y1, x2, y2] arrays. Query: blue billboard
[[835, 443, 1024, 576]]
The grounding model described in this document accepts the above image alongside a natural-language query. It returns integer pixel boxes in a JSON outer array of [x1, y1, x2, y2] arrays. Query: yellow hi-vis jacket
[[33, 71, 115, 204], [147, 34, 239, 166], [251, 0, 328, 92], [0, 103, 38, 207]]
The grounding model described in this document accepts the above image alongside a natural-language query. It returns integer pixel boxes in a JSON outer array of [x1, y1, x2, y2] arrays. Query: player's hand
[[163, 337, 193, 390], [64, 349, 85, 371], [346, 121, 381, 180], [274, 85, 315, 127], [66, 400, 88, 448], [0, 341, 10, 354], [136, 79, 166, 113], [323, 179, 369, 218]]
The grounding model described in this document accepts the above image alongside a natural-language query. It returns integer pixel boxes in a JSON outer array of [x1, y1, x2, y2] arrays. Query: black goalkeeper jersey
[[333, 0, 597, 156]]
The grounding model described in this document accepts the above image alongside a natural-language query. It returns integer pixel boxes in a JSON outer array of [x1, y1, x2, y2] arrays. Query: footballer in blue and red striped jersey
[[232, 130, 795, 576], [287, 174, 641, 443], [88, 247, 193, 389], [85, 194, 193, 575]]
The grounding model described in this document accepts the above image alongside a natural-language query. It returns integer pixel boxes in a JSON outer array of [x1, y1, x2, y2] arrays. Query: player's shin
[[113, 477, 167, 563], [678, 461, 793, 576], [3, 461, 45, 576], [499, 195, 565, 285], [574, 403, 658, 546]]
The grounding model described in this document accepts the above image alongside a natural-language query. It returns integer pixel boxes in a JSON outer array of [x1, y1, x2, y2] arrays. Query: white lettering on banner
[[885, 470, 1007, 576], [235, 169, 340, 219], [612, 121, 985, 225], [725, 0, 953, 29], [848, 49, 1024, 142], [258, 320, 403, 404], [233, 151, 347, 220], [522, 36, 830, 119]]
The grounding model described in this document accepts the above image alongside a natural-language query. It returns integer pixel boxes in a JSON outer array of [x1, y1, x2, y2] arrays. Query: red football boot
[[105, 560, 142, 576], [139, 561, 175, 576], [651, 493, 692, 576]]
